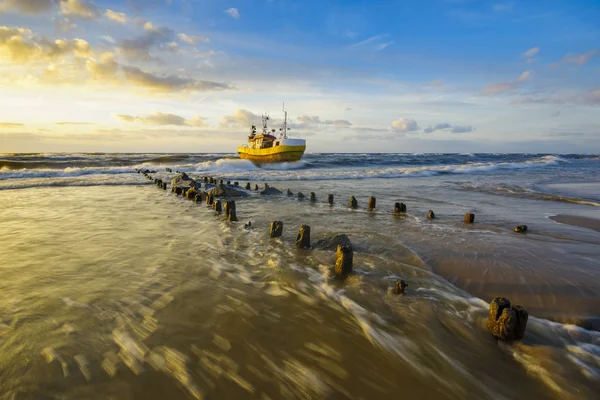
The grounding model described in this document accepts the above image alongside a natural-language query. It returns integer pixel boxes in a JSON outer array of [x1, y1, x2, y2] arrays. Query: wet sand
[[550, 214, 600, 232]]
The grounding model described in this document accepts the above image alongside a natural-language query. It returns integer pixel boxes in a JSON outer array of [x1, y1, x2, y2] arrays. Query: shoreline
[[549, 214, 600, 232]]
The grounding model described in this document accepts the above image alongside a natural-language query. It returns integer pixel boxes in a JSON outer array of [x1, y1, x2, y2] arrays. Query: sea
[[0, 153, 599, 399]]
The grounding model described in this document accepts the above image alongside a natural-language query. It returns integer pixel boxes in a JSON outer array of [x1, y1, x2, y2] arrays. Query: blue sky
[[0, 0, 599, 153]]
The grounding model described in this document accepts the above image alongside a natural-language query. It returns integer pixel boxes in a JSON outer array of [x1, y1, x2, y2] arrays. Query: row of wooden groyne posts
[[138, 168, 529, 343]]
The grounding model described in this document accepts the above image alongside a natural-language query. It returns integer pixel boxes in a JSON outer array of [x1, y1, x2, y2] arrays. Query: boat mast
[[281, 102, 288, 139], [261, 113, 269, 135]]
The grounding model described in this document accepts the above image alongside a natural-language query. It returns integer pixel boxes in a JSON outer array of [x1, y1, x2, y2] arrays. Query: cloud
[[86, 52, 119, 80], [55, 17, 77, 32], [0, 0, 56, 14], [482, 70, 531, 95], [118, 22, 175, 61], [105, 9, 127, 24], [512, 89, 600, 106], [391, 118, 419, 132], [220, 109, 263, 128], [60, 0, 100, 20], [522, 47, 539, 57], [0, 122, 24, 128], [0, 26, 91, 63], [559, 50, 598, 65], [178, 33, 209, 45], [450, 125, 473, 133], [54, 121, 94, 125], [121, 65, 233, 92], [423, 123, 451, 133], [427, 80, 443, 87], [116, 112, 208, 127], [295, 115, 352, 128], [423, 123, 473, 134], [543, 131, 585, 138], [225, 8, 240, 19]]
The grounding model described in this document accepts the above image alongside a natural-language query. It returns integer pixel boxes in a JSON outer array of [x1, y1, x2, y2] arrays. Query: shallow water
[[1, 153, 599, 399]]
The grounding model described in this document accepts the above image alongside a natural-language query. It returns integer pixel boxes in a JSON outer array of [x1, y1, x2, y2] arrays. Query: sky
[[0, 0, 599, 153]]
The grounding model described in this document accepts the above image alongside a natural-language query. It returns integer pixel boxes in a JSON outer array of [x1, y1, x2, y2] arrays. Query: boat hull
[[238, 145, 305, 162]]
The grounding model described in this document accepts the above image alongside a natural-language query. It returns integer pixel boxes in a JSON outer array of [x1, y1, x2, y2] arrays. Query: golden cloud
[[116, 112, 208, 127]]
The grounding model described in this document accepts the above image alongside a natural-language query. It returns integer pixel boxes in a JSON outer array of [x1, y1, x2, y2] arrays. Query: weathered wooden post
[[206, 194, 214, 205], [234, 182, 239, 186], [219, 180, 224, 185], [254, 184, 259, 191], [162, 182, 167, 190], [427, 210, 435, 219], [327, 194, 334, 205], [368, 197, 376, 211], [227, 181, 231, 185], [514, 225, 527, 233], [186, 188, 197, 199], [224, 200, 236, 218], [194, 193, 205, 203], [487, 297, 528, 341], [394, 202, 406, 214], [395, 280, 408, 294], [349, 196, 358, 209], [213, 200, 222, 213], [228, 209, 238, 222], [270, 221, 283, 238], [335, 244, 353, 275], [204, 177, 208, 183], [464, 213, 475, 224], [245, 182, 251, 190], [309, 192, 316, 202], [298, 192, 305, 200], [295, 225, 311, 249], [287, 189, 293, 196]]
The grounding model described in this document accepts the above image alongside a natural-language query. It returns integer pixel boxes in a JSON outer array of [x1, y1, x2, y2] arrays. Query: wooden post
[[246, 182, 251, 190], [228, 209, 238, 222], [395, 280, 408, 294], [213, 200, 222, 213], [298, 192, 305, 200], [427, 210, 435, 219], [327, 194, 334, 205], [270, 221, 283, 238], [254, 184, 259, 191], [227, 181, 231, 185], [295, 225, 311, 249], [206, 194, 214, 205], [224, 200, 236, 218], [394, 202, 406, 213], [287, 189, 293, 196], [335, 244, 353, 275], [514, 225, 528, 233], [349, 196, 358, 209], [309, 192, 316, 202], [162, 182, 167, 190], [464, 213, 475, 224], [368, 197, 376, 211], [234, 182, 239, 186]]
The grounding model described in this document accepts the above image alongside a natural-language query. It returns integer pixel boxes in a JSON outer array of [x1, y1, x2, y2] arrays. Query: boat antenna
[[281, 102, 288, 139]]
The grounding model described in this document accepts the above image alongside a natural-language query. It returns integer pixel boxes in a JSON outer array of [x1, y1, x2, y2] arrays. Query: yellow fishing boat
[[238, 108, 306, 162]]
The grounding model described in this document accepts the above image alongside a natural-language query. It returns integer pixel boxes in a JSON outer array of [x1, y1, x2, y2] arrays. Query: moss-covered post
[[464, 213, 475, 224], [335, 244, 353, 275], [270, 221, 283, 238], [349, 196, 358, 209], [368, 197, 376, 211], [295, 225, 311, 249], [427, 210, 435, 219]]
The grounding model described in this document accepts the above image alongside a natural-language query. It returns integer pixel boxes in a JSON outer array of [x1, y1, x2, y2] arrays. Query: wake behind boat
[[237, 107, 306, 163]]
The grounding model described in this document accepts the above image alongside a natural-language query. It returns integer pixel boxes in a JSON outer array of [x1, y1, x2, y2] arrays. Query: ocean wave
[[460, 184, 600, 207], [0, 153, 583, 182]]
